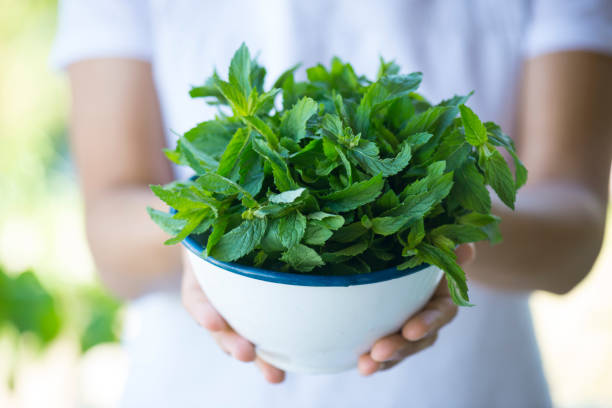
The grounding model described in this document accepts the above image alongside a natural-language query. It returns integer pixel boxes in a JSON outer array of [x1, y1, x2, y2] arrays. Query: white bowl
[[184, 236, 443, 374]]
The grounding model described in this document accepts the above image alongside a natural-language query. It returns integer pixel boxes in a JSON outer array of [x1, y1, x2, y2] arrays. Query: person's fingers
[[211, 330, 256, 362], [255, 357, 286, 384], [379, 334, 438, 369], [358, 353, 381, 376], [369, 333, 410, 362], [181, 253, 228, 332], [456, 243, 476, 266], [364, 333, 439, 373], [401, 293, 458, 341]]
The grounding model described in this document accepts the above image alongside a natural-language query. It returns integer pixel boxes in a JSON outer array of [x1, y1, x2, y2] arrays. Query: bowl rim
[[182, 232, 431, 287]]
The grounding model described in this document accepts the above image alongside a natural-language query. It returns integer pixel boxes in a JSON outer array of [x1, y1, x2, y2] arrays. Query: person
[[52, 1, 612, 407]]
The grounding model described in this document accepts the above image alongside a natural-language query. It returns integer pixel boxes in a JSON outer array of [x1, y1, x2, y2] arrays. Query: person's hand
[[181, 250, 286, 384], [357, 243, 476, 376]]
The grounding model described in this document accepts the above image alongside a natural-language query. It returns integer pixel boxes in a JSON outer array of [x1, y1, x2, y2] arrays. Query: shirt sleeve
[[50, 0, 153, 70], [523, 0, 612, 57]]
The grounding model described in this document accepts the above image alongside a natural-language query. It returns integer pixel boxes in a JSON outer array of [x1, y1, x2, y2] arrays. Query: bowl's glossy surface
[[183, 235, 443, 374]]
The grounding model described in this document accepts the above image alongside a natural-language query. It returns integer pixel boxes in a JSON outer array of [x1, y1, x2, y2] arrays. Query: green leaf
[[307, 212, 345, 230], [278, 211, 307, 248], [178, 138, 219, 173], [481, 149, 516, 209], [453, 160, 491, 214], [215, 79, 248, 116], [433, 128, 471, 171], [273, 63, 301, 89], [403, 132, 433, 149], [485, 122, 528, 188], [349, 140, 412, 177], [303, 220, 334, 245], [331, 222, 368, 243], [196, 173, 257, 208], [269, 187, 306, 204], [206, 216, 229, 256], [261, 218, 285, 252], [431, 224, 488, 244], [228, 43, 251, 97], [372, 172, 453, 235], [374, 189, 400, 213], [321, 173, 384, 212], [180, 120, 235, 160], [146, 207, 186, 235], [164, 210, 210, 245], [280, 244, 325, 272], [459, 104, 487, 147], [217, 127, 250, 178], [399, 106, 450, 138], [238, 144, 264, 196], [458, 212, 502, 244], [150, 184, 211, 212], [322, 239, 369, 263], [242, 115, 280, 151], [252, 137, 295, 191], [210, 218, 267, 262], [417, 243, 472, 306], [319, 113, 344, 142], [0, 269, 61, 345], [280, 97, 318, 141]]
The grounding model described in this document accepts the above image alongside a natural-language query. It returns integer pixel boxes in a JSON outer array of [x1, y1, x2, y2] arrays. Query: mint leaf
[[238, 144, 264, 196], [278, 211, 307, 248], [349, 141, 412, 177], [242, 115, 280, 151], [196, 173, 257, 208], [307, 212, 345, 230], [331, 222, 369, 243], [215, 79, 248, 116], [431, 224, 488, 244], [280, 97, 318, 141], [303, 220, 334, 245], [322, 239, 369, 263], [459, 104, 487, 147], [485, 122, 528, 188], [280, 244, 324, 272], [372, 172, 453, 235], [453, 160, 491, 214], [146, 207, 186, 235], [481, 149, 516, 209], [228, 43, 252, 97], [417, 243, 471, 306], [206, 216, 229, 256], [164, 210, 210, 245], [269, 187, 306, 204], [252, 137, 295, 191], [261, 219, 285, 253], [210, 218, 267, 262], [321, 173, 384, 212], [217, 127, 250, 178]]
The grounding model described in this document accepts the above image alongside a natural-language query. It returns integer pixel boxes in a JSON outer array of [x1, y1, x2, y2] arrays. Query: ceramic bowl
[[183, 235, 443, 374]]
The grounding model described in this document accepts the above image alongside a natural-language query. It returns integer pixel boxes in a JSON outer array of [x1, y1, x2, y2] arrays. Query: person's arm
[[68, 59, 181, 299], [469, 51, 612, 294]]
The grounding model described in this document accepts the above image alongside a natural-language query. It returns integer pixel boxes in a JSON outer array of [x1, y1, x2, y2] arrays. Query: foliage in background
[[0, 264, 121, 388], [149, 44, 526, 306], [0, 266, 61, 347], [0, 2, 123, 391]]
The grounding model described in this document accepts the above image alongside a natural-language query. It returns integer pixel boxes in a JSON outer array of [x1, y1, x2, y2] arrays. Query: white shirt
[[52, 1, 612, 407]]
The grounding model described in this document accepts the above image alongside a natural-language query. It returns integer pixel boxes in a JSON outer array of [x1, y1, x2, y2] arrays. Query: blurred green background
[[0, 0, 610, 407]]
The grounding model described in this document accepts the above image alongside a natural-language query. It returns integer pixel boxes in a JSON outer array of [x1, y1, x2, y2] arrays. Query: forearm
[[467, 182, 607, 294], [85, 186, 182, 299]]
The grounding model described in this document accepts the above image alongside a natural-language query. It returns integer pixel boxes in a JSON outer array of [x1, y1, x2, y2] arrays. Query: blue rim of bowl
[[175, 209, 430, 286]]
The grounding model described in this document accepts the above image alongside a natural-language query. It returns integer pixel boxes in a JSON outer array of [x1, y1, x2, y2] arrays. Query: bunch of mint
[[148, 44, 526, 305]]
